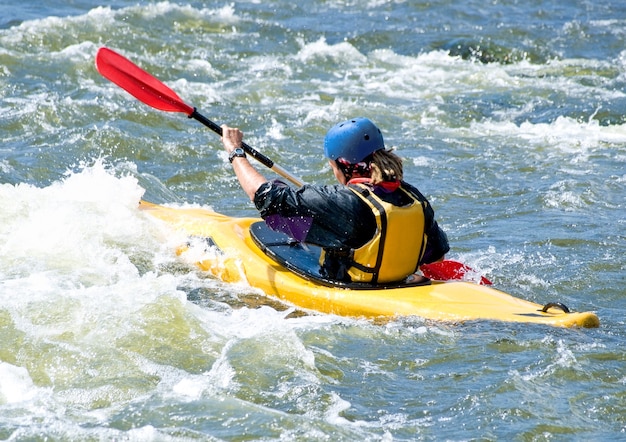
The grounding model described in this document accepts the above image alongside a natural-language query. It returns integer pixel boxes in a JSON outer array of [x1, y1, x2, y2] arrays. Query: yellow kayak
[[140, 201, 599, 328]]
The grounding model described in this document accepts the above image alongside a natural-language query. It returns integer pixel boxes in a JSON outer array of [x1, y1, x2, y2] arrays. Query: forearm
[[220, 124, 268, 201], [230, 156, 267, 201]]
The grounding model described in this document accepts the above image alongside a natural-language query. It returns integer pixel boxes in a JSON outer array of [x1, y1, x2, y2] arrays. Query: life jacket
[[321, 181, 427, 284]]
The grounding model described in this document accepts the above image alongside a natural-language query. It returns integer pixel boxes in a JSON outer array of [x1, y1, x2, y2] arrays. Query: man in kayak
[[220, 117, 449, 284]]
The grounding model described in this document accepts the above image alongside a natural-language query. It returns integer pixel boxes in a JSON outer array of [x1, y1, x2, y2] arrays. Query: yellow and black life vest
[[330, 182, 427, 284]]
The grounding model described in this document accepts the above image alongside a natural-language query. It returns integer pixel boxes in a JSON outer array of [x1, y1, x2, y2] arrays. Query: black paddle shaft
[[189, 109, 275, 169]]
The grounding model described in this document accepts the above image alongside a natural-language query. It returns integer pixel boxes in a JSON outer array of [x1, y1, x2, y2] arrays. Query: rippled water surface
[[1, 1, 625, 440]]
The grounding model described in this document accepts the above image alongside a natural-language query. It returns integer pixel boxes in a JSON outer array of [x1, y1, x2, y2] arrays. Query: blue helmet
[[323, 117, 385, 163]]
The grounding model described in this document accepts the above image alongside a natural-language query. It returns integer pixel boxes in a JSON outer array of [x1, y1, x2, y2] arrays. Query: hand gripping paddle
[[95, 47, 492, 285]]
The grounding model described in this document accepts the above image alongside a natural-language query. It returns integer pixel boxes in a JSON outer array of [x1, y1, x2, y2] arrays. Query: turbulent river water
[[1, 1, 625, 440]]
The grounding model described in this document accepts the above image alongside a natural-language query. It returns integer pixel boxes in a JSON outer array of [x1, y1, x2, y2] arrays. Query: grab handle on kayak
[[540, 302, 571, 313]]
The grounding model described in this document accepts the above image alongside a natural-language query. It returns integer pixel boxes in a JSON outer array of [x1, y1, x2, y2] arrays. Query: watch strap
[[228, 147, 246, 163]]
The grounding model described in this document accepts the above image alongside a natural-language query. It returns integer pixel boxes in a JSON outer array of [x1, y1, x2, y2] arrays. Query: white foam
[[468, 116, 626, 152], [324, 392, 353, 425], [1, 6, 115, 46], [0, 363, 38, 404], [296, 37, 367, 64], [0, 160, 150, 281], [0, 2, 238, 49], [542, 180, 587, 211]]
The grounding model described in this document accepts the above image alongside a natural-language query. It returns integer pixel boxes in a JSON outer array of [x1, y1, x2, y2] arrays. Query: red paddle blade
[[421, 260, 492, 285], [95, 47, 194, 115]]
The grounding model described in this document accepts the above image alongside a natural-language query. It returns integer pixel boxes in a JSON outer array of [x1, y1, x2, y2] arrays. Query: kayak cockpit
[[249, 221, 431, 290]]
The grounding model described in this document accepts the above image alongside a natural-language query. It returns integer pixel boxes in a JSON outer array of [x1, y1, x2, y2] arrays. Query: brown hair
[[369, 149, 403, 184]]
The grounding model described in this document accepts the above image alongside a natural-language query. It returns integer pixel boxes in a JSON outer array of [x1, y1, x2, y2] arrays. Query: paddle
[[421, 260, 492, 285], [96, 47, 492, 286], [95, 47, 304, 187]]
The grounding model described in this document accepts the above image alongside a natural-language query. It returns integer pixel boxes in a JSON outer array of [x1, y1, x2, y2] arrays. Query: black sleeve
[[253, 180, 376, 249], [421, 221, 450, 264]]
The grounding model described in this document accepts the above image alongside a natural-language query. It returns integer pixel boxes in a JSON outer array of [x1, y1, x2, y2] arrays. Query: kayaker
[[220, 117, 449, 284]]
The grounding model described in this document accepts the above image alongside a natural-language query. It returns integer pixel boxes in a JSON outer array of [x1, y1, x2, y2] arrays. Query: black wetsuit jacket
[[253, 179, 450, 280]]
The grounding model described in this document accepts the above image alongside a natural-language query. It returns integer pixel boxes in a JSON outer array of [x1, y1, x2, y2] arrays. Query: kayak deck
[[140, 201, 600, 328]]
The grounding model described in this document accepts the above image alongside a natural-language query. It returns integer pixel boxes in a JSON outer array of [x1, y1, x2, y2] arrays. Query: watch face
[[229, 148, 246, 162]]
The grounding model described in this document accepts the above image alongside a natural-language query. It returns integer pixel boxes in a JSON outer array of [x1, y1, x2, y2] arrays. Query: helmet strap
[[336, 156, 372, 180]]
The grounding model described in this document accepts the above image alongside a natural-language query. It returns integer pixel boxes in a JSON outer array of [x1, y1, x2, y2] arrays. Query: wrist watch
[[228, 147, 246, 163]]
